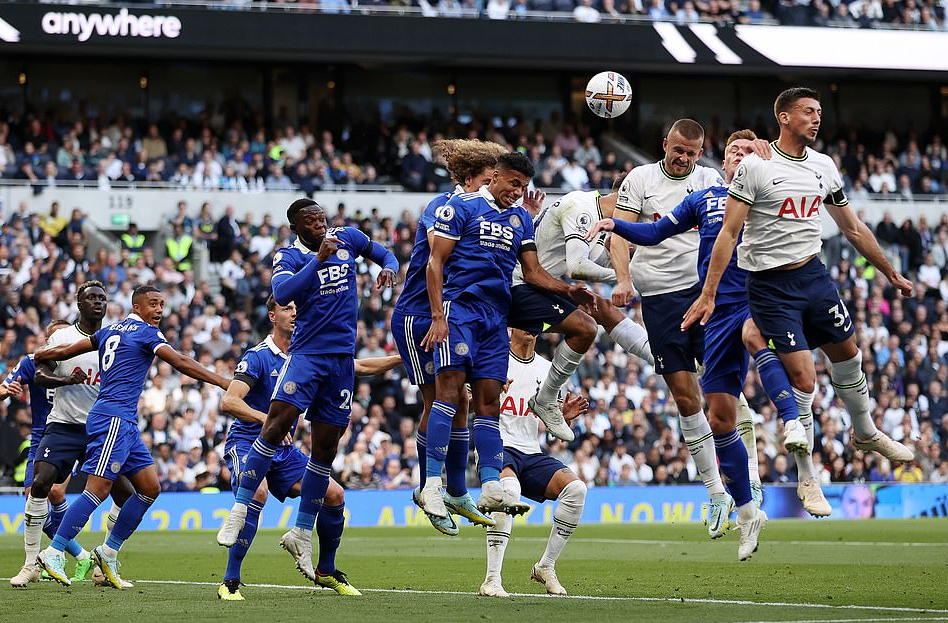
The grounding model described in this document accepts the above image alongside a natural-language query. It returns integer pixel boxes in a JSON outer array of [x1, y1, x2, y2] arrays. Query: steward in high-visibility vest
[[14, 438, 29, 486], [120, 223, 146, 266], [166, 223, 194, 272]]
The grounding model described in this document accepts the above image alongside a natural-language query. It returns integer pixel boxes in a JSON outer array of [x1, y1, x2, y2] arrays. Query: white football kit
[[45, 324, 101, 425]]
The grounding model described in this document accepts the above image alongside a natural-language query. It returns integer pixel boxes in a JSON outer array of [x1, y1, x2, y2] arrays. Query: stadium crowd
[[1, 188, 948, 493], [3, 107, 948, 199]]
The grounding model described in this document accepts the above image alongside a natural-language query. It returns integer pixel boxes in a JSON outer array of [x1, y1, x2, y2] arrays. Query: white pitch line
[[344, 536, 948, 548], [123, 579, 948, 614], [734, 619, 948, 623]]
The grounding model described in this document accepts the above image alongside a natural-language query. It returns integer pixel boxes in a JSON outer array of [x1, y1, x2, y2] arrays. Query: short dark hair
[[46, 319, 70, 332], [611, 175, 625, 194], [668, 119, 705, 143], [287, 198, 319, 223], [496, 152, 535, 180], [132, 285, 161, 305], [77, 280, 106, 299], [774, 87, 820, 119], [266, 295, 277, 313]]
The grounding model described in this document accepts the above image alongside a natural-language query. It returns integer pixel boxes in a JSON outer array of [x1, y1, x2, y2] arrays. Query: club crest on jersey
[[336, 249, 350, 261], [235, 361, 248, 374], [576, 213, 591, 233], [283, 381, 298, 395], [455, 342, 470, 356], [274, 252, 283, 263], [509, 214, 521, 228], [110, 461, 121, 474]]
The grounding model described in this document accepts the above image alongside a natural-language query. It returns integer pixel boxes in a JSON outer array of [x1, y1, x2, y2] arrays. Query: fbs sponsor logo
[[40, 8, 182, 43]]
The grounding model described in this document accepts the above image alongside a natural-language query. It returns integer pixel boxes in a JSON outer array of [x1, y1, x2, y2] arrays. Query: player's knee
[[558, 479, 587, 508], [741, 319, 765, 352], [787, 368, 816, 394], [707, 410, 734, 436], [29, 468, 53, 498], [48, 485, 66, 504], [325, 480, 345, 506], [572, 312, 598, 347], [139, 483, 161, 500], [501, 476, 521, 501]]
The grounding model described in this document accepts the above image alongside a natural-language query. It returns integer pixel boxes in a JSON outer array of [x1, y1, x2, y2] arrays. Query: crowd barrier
[[0, 483, 945, 534]]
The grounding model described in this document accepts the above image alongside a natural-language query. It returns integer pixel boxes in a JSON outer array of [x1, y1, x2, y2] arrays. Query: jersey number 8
[[102, 334, 122, 371]]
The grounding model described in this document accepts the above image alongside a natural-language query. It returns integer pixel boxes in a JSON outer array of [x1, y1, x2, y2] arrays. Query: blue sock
[[224, 499, 263, 581], [235, 437, 279, 505], [714, 430, 752, 507], [64, 538, 83, 558], [296, 459, 332, 531], [316, 503, 345, 575], [416, 431, 427, 488], [446, 428, 469, 497], [51, 490, 101, 553], [425, 401, 456, 482], [44, 500, 68, 539], [755, 349, 799, 424], [105, 492, 156, 551], [472, 416, 503, 483]]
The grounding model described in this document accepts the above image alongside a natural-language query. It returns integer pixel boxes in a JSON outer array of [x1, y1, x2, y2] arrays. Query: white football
[[585, 71, 633, 119]]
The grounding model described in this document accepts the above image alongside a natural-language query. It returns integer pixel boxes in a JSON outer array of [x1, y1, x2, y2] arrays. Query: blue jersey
[[89, 314, 170, 423], [272, 227, 376, 356], [4, 355, 54, 439], [394, 188, 459, 317], [432, 187, 537, 316], [614, 185, 748, 306], [226, 336, 297, 446]]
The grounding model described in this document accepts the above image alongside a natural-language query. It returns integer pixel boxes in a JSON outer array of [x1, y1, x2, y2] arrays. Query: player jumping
[[683, 87, 915, 506], [217, 198, 398, 594], [36, 285, 231, 588]]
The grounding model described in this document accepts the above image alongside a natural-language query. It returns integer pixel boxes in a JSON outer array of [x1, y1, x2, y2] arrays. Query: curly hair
[[433, 139, 507, 186]]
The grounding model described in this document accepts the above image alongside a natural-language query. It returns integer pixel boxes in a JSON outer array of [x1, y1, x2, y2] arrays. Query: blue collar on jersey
[[263, 334, 288, 358]]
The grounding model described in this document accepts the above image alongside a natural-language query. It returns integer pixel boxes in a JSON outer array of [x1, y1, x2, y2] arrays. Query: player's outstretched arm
[[155, 346, 231, 390], [608, 209, 637, 307], [355, 355, 403, 377], [34, 361, 88, 389], [221, 379, 267, 425], [33, 338, 95, 364], [825, 203, 913, 297], [519, 249, 596, 309], [360, 241, 400, 290], [421, 235, 457, 351], [681, 195, 750, 330]]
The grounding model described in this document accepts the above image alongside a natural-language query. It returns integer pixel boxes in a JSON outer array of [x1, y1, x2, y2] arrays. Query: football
[[584, 71, 633, 119]]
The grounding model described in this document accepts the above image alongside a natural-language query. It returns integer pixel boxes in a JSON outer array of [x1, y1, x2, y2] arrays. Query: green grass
[[2, 520, 947, 622]]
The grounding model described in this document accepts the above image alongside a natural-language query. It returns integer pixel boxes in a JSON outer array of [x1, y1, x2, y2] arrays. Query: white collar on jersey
[[127, 313, 144, 322], [453, 184, 463, 195], [293, 237, 313, 255], [264, 334, 288, 358], [476, 186, 503, 212]]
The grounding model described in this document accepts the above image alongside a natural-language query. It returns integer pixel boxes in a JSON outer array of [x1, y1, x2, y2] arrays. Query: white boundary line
[[735, 619, 948, 623], [121, 579, 948, 614], [341, 536, 948, 548]]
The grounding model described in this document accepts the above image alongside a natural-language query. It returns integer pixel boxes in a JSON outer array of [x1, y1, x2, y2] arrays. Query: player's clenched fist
[[316, 236, 342, 263], [67, 369, 88, 385]]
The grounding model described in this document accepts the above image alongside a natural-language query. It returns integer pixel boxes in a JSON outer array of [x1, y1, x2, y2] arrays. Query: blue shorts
[[503, 447, 568, 503], [83, 415, 154, 481], [507, 284, 578, 335], [24, 428, 44, 488], [701, 301, 751, 397], [391, 310, 435, 386], [435, 299, 509, 383], [34, 423, 86, 484], [225, 439, 308, 503], [271, 353, 354, 428], [641, 283, 704, 375], [747, 257, 854, 353]]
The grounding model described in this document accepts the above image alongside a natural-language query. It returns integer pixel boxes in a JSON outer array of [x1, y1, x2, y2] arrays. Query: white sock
[[736, 394, 760, 485], [737, 501, 756, 523], [102, 544, 119, 558], [609, 318, 653, 365], [485, 511, 512, 580], [24, 495, 48, 565], [539, 480, 586, 568], [680, 411, 726, 496], [829, 352, 877, 439], [792, 387, 817, 482], [537, 341, 584, 405], [105, 502, 122, 540], [75, 549, 90, 561]]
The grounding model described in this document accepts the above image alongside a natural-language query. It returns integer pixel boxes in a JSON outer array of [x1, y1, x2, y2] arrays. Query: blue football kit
[[4, 355, 54, 487]]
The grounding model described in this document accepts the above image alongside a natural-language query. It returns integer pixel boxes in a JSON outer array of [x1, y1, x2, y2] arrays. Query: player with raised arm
[[392, 139, 505, 535], [218, 296, 402, 600], [609, 119, 735, 536], [585, 131, 774, 558], [480, 328, 589, 598], [683, 88, 915, 509], [418, 152, 595, 528], [217, 198, 398, 594], [36, 285, 231, 588], [509, 179, 653, 444]]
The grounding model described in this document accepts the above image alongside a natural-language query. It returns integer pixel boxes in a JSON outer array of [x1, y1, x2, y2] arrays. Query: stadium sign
[[39, 8, 181, 42]]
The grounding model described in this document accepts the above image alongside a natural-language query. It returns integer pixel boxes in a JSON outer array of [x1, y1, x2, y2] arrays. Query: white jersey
[[616, 162, 723, 296], [499, 352, 552, 454], [728, 146, 847, 272], [512, 190, 610, 285], [45, 324, 101, 425]]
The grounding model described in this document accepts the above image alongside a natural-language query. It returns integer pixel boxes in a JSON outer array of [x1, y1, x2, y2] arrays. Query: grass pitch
[[2, 519, 947, 623]]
